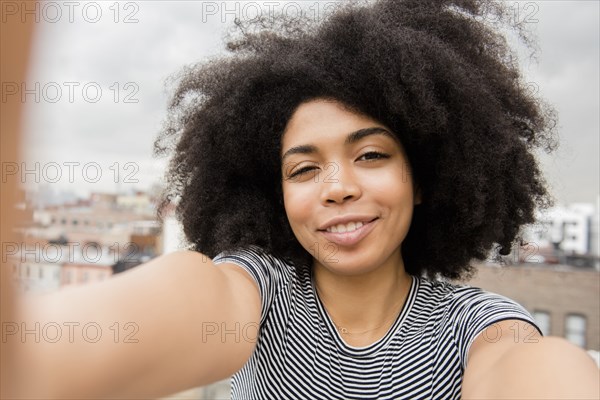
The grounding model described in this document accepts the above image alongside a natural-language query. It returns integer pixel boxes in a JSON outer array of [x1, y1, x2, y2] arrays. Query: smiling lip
[[319, 218, 378, 247], [318, 215, 379, 231]]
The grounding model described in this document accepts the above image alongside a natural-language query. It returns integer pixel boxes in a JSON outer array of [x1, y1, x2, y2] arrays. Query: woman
[[13, 0, 599, 398]]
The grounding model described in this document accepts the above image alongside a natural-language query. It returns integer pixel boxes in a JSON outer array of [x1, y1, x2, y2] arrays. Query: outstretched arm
[[13, 251, 261, 399], [462, 319, 600, 399]]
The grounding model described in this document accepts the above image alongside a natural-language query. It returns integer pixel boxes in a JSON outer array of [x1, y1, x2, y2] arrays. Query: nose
[[320, 162, 361, 205]]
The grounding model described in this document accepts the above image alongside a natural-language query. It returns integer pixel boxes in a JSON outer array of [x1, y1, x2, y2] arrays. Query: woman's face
[[280, 98, 420, 276]]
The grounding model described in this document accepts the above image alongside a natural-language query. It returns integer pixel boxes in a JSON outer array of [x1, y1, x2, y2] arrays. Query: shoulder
[[414, 277, 537, 321], [211, 245, 298, 324], [415, 278, 543, 368], [414, 277, 514, 311], [439, 279, 536, 323], [212, 245, 296, 280]]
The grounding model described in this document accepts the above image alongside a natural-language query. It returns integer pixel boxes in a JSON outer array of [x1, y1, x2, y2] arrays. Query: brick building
[[465, 263, 599, 351]]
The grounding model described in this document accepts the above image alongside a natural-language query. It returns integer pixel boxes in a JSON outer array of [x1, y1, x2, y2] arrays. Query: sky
[[18, 0, 600, 206]]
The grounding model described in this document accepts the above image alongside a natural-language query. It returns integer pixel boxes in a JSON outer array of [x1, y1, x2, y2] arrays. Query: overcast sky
[[20, 0, 599, 206]]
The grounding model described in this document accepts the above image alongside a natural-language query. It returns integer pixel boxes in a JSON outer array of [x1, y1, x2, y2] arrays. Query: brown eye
[[289, 166, 318, 179], [358, 152, 390, 161]]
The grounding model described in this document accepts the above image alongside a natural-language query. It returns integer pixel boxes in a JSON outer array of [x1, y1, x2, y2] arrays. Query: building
[[525, 202, 600, 269], [466, 262, 599, 352], [161, 213, 187, 254], [10, 191, 162, 292], [8, 255, 62, 294], [59, 243, 114, 287], [116, 191, 155, 215]]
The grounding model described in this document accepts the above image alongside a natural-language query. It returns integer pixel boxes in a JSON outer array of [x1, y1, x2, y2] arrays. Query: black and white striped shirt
[[212, 245, 541, 399]]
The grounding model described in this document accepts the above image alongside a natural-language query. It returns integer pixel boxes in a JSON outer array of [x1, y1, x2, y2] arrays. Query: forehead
[[281, 99, 389, 150]]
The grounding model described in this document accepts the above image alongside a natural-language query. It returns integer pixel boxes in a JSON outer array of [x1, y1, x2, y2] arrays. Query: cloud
[[21, 1, 599, 204]]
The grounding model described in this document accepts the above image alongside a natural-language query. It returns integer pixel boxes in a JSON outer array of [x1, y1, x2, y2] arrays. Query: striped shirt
[[212, 245, 542, 399]]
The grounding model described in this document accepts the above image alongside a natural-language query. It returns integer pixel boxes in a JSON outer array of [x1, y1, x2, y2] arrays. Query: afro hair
[[155, 0, 557, 280]]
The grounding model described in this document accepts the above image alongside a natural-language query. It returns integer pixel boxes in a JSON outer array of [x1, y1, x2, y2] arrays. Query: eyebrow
[[281, 127, 396, 162]]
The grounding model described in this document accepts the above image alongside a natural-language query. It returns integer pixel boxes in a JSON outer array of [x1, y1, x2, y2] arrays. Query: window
[[565, 314, 586, 348], [532, 310, 551, 336]]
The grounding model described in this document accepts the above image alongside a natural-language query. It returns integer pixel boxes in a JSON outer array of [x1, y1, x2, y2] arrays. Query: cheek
[[282, 184, 314, 226], [364, 169, 414, 202]]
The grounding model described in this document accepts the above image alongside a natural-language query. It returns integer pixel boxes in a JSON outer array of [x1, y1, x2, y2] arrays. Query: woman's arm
[[0, 2, 36, 397], [14, 251, 261, 399], [462, 319, 600, 399]]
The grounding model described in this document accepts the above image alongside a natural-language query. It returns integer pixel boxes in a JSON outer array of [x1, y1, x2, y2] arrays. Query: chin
[[316, 256, 380, 276]]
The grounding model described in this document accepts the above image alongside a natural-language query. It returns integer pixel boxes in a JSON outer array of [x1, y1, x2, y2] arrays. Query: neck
[[313, 251, 412, 338]]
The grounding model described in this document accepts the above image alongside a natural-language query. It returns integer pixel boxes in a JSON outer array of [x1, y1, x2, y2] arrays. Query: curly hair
[[154, 0, 557, 281]]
